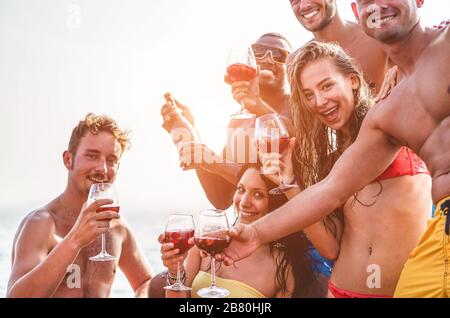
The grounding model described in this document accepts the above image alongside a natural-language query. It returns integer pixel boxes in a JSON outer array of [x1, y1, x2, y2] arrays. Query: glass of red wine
[[194, 209, 231, 298], [226, 47, 257, 120], [164, 213, 195, 292], [255, 113, 299, 195], [88, 183, 120, 262]]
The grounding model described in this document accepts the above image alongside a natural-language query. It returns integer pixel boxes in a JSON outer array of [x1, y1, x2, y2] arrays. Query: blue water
[[0, 203, 172, 298]]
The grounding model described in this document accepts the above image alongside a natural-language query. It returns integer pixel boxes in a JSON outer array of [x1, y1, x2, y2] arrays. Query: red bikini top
[[376, 147, 430, 182]]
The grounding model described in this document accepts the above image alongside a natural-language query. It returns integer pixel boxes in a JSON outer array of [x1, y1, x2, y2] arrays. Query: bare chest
[[51, 230, 123, 297], [378, 37, 450, 153]]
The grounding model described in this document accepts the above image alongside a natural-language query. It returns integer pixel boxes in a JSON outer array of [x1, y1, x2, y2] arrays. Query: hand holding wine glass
[[194, 209, 231, 298], [259, 137, 297, 189], [67, 198, 120, 249], [226, 47, 258, 119], [255, 114, 299, 195], [88, 183, 120, 262], [163, 214, 195, 292]]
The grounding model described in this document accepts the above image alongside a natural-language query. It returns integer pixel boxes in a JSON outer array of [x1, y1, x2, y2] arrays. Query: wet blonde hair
[[287, 41, 372, 187], [287, 41, 373, 236]]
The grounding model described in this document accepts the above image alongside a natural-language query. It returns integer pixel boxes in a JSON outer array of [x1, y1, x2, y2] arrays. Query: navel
[[368, 246, 373, 256], [447, 85, 450, 94]]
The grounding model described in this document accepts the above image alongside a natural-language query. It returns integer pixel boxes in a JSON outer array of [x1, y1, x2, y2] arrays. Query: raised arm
[[261, 137, 341, 260], [161, 96, 240, 210], [221, 117, 401, 264], [195, 167, 238, 210], [285, 185, 342, 260], [254, 120, 400, 244]]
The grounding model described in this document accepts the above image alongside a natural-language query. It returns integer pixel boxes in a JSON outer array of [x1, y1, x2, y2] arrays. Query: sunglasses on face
[[251, 44, 289, 65]]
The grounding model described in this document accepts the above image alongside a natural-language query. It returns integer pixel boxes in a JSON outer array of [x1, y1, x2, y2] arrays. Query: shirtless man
[[289, 0, 389, 94], [7, 113, 154, 297], [161, 33, 294, 210], [220, 0, 450, 298]]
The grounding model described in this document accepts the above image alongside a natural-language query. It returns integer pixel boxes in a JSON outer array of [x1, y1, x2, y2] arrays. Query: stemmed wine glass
[[88, 183, 120, 262], [226, 47, 258, 119], [194, 209, 231, 298], [164, 214, 195, 292], [255, 113, 299, 195]]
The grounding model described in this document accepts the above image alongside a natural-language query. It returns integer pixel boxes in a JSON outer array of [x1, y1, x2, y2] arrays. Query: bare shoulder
[[348, 22, 378, 45], [345, 22, 387, 62], [11, 207, 57, 262], [15, 208, 56, 244], [364, 102, 385, 128], [439, 22, 450, 38], [438, 24, 450, 46], [425, 25, 450, 51]]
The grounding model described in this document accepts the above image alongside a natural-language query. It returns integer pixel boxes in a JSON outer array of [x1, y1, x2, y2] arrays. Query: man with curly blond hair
[[7, 113, 154, 298]]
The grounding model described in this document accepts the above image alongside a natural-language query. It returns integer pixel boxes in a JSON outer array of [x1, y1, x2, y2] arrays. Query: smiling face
[[290, 0, 337, 32], [300, 58, 359, 131], [356, 0, 422, 44], [65, 131, 122, 197], [253, 35, 291, 92], [233, 168, 270, 225]]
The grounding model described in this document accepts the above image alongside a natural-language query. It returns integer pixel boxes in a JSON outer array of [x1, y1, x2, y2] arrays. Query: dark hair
[[236, 164, 315, 297], [256, 32, 293, 51]]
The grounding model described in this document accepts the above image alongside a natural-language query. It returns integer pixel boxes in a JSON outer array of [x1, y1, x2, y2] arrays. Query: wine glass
[[255, 113, 299, 195], [194, 209, 231, 298], [88, 183, 120, 262], [163, 214, 195, 292], [226, 47, 257, 119]]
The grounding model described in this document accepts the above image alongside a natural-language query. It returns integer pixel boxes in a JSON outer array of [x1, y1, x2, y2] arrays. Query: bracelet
[[166, 269, 186, 285]]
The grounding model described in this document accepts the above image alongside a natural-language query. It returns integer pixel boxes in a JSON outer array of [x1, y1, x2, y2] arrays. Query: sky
[[0, 0, 448, 214]]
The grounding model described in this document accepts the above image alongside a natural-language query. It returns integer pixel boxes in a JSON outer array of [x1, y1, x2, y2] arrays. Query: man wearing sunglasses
[[161, 33, 295, 211], [289, 0, 390, 97], [225, 33, 293, 119], [156, 33, 332, 297]]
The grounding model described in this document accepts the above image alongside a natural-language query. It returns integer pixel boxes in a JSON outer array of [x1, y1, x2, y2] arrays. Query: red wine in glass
[[88, 183, 120, 262], [164, 214, 195, 292], [255, 114, 299, 195], [226, 47, 257, 119], [195, 209, 231, 298], [195, 236, 231, 255], [96, 206, 120, 213], [226, 63, 257, 82], [257, 136, 290, 154], [165, 229, 195, 254]]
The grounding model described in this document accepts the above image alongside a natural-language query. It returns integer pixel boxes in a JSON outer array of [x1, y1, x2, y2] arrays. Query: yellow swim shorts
[[394, 196, 450, 298]]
